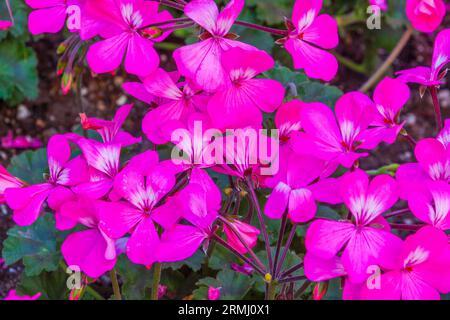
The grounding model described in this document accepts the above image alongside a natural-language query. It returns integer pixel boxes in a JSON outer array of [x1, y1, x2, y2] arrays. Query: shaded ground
[[0, 23, 449, 296]]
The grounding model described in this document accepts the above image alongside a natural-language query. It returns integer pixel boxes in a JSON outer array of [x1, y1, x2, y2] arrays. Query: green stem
[[267, 280, 278, 300], [334, 52, 368, 75], [151, 263, 163, 300], [360, 25, 414, 93], [85, 286, 105, 300], [110, 269, 122, 300]]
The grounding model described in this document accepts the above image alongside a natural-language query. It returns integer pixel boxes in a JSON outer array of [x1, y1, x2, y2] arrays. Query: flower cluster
[[1, 0, 449, 300]]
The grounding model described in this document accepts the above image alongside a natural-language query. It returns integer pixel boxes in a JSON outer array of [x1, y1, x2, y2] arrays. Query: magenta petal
[[415, 138, 448, 181], [303, 14, 339, 49], [48, 134, 71, 166], [216, 0, 244, 36], [285, 39, 338, 82], [432, 29, 450, 76], [291, 0, 322, 26], [86, 33, 129, 74], [309, 178, 342, 204], [184, 0, 219, 34], [304, 253, 346, 282], [264, 182, 291, 220], [125, 35, 159, 77], [288, 188, 317, 223], [126, 217, 159, 266], [28, 6, 66, 35], [305, 219, 355, 259], [62, 229, 116, 278], [72, 179, 114, 200], [396, 66, 436, 86], [374, 77, 410, 118], [122, 82, 154, 104], [5, 184, 52, 226], [157, 224, 206, 262], [360, 271, 402, 300], [98, 201, 143, 239]]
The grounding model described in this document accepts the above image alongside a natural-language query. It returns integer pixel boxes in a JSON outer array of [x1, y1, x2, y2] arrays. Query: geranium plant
[[0, 0, 449, 301]]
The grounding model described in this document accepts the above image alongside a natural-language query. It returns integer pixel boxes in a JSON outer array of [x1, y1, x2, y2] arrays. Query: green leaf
[[16, 270, 70, 300], [164, 250, 206, 272], [2, 214, 60, 276], [193, 268, 255, 300], [0, 0, 31, 41], [246, 0, 292, 25], [115, 255, 153, 300], [298, 82, 343, 106], [7, 148, 48, 184], [0, 39, 39, 105]]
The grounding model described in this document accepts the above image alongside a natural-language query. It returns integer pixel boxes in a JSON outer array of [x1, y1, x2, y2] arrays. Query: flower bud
[[223, 219, 260, 254], [208, 287, 221, 300]]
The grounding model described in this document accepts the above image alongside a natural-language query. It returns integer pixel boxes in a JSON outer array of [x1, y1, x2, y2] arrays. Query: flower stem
[[235, 20, 287, 37], [360, 25, 414, 93], [430, 86, 443, 131], [294, 280, 311, 299], [140, 17, 192, 30], [267, 280, 278, 300], [159, 0, 184, 11], [246, 178, 273, 273], [110, 269, 122, 300], [385, 208, 411, 219], [275, 224, 297, 278], [390, 223, 423, 231], [151, 263, 162, 300], [278, 275, 307, 284], [213, 234, 266, 277], [85, 285, 105, 300], [272, 211, 288, 275], [279, 262, 304, 279], [219, 216, 266, 272]]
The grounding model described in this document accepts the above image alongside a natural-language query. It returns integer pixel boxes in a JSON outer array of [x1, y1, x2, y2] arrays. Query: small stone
[[116, 95, 128, 106], [16, 105, 31, 120], [438, 89, 450, 109]]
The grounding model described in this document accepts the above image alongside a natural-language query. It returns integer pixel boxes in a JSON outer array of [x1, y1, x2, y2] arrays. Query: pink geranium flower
[[173, 0, 257, 92], [406, 0, 445, 33], [141, 69, 206, 144], [408, 181, 450, 230], [0, 165, 24, 204], [306, 170, 402, 283], [264, 152, 341, 223], [397, 28, 450, 87], [86, 0, 172, 76], [361, 226, 450, 300], [25, 0, 79, 35], [397, 126, 450, 199], [4, 290, 41, 300], [1, 130, 42, 149], [207, 47, 285, 130], [281, 0, 339, 81], [98, 151, 176, 266], [365, 77, 411, 145], [61, 198, 117, 278], [5, 135, 89, 226], [71, 138, 122, 200], [208, 287, 221, 300], [80, 104, 141, 147], [369, 0, 388, 11], [275, 100, 304, 146], [223, 218, 260, 255], [157, 179, 221, 262], [292, 93, 379, 168], [304, 253, 362, 300]]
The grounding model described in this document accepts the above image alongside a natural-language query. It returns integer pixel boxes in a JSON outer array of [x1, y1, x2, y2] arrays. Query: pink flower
[[275, 100, 304, 146], [0, 165, 24, 204], [0, 21, 12, 30], [365, 77, 411, 145], [230, 263, 254, 276], [1, 130, 42, 149], [223, 218, 260, 254], [264, 152, 341, 223], [98, 151, 176, 266], [396, 128, 450, 200], [360, 226, 450, 300], [397, 28, 450, 86], [4, 290, 41, 300], [406, 0, 445, 33], [208, 286, 221, 300], [71, 138, 122, 201], [61, 198, 117, 278], [304, 254, 362, 300], [141, 69, 206, 144], [408, 181, 450, 230], [86, 0, 172, 76], [306, 169, 402, 283], [157, 178, 221, 262], [173, 0, 257, 92], [25, 0, 78, 35], [207, 47, 285, 130], [80, 104, 141, 147], [281, 0, 339, 81], [5, 135, 89, 226], [292, 93, 379, 168], [369, 0, 388, 11]]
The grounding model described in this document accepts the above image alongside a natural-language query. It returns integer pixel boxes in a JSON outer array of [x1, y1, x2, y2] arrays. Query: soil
[[0, 20, 449, 297]]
